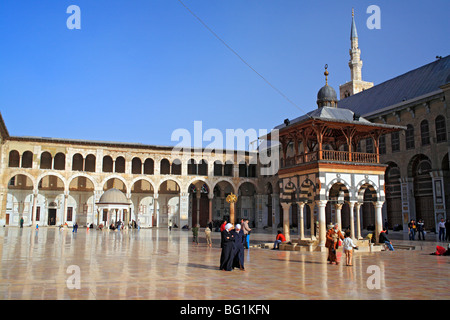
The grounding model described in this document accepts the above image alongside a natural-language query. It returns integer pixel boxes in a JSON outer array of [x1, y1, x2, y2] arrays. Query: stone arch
[[68, 173, 98, 191], [101, 175, 129, 194], [36, 172, 67, 191]]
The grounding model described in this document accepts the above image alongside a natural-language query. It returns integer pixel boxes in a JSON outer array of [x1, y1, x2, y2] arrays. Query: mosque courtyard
[[0, 226, 448, 301]]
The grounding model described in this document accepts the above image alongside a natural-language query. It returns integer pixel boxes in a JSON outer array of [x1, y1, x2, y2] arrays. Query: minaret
[[339, 9, 373, 100]]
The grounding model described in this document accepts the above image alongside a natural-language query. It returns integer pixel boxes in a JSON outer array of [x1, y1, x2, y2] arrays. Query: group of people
[[219, 223, 246, 271], [325, 223, 360, 266], [408, 219, 426, 240]]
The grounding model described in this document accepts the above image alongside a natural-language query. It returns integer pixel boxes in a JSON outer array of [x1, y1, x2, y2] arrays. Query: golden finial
[[352, 8, 354, 17], [324, 64, 329, 85]]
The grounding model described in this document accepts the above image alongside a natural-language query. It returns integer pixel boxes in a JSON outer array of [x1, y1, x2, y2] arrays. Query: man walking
[[241, 218, 251, 249]]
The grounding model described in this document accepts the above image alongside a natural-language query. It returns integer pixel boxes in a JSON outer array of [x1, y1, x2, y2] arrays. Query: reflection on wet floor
[[0, 227, 449, 300]]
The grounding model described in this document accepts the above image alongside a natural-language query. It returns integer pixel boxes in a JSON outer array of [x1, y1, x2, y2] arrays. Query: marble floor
[[0, 227, 449, 300]]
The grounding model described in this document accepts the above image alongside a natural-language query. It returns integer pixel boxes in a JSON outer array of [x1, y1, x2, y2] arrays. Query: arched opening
[[212, 180, 235, 224], [385, 162, 402, 230], [85, 154, 96, 172], [103, 178, 127, 193], [131, 179, 155, 227], [38, 175, 65, 226], [6, 174, 34, 226], [187, 159, 197, 175], [8, 150, 20, 167], [21, 151, 33, 168], [40, 152, 52, 169], [171, 159, 182, 175], [115, 156, 125, 173], [213, 160, 223, 176], [54, 153, 66, 170], [411, 155, 434, 230], [224, 161, 233, 177], [158, 179, 181, 228], [69, 176, 95, 226], [198, 159, 208, 176], [160, 158, 170, 175], [102, 156, 113, 173], [189, 181, 210, 227], [72, 153, 84, 171], [238, 161, 247, 178], [143, 158, 154, 175], [237, 182, 256, 227], [132, 157, 142, 175]]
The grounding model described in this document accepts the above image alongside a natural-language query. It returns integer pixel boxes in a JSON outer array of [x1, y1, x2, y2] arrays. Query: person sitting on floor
[[272, 231, 286, 250], [379, 229, 394, 251]]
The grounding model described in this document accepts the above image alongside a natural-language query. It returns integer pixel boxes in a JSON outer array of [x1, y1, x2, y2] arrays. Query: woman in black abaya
[[219, 223, 235, 271]]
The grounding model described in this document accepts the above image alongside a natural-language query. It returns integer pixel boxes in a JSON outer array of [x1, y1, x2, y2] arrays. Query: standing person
[[272, 231, 286, 250], [168, 219, 173, 231], [408, 220, 416, 241], [219, 223, 235, 271], [325, 223, 344, 265], [20, 217, 24, 228], [446, 219, 450, 241], [232, 224, 245, 271], [417, 219, 425, 241], [241, 218, 251, 249], [342, 231, 358, 266], [73, 222, 78, 233], [220, 220, 227, 232], [192, 224, 199, 245], [205, 225, 212, 247], [438, 218, 446, 242], [379, 228, 394, 251]]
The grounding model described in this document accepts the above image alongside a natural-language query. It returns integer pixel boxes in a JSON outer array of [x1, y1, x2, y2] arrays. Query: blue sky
[[0, 0, 449, 147]]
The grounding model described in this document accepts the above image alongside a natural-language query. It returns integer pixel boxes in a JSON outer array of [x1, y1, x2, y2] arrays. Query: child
[[342, 231, 358, 266], [192, 224, 199, 245], [205, 226, 212, 247]]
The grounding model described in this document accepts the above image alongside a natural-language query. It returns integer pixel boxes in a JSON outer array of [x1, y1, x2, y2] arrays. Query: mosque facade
[[0, 11, 449, 245]]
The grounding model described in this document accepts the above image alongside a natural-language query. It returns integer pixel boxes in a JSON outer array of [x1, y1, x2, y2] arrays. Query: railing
[[281, 150, 378, 168]]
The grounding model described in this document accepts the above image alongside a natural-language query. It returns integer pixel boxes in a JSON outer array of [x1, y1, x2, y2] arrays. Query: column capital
[[373, 201, 384, 208], [334, 203, 343, 210], [316, 200, 327, 207]]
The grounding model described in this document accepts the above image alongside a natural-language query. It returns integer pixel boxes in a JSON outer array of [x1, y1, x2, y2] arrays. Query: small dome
[[98, 188, 129, 204], [317, 64, 338, 108]]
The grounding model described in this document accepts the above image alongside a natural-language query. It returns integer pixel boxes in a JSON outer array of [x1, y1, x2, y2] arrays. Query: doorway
[[48, 209, 57, 225]]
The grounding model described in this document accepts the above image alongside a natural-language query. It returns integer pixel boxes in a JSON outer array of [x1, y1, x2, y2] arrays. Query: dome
[[317, 84, 337, 101], [317, 64, 338, 108], [98, 188, 129, 204]]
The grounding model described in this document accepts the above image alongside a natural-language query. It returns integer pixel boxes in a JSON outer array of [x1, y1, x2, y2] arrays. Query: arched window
[[40, 152, 52, 169], [8, 150, 20, 167], [102, 156, 113, 172], [132, 157, 142, 174], [54, 153, 66, 170], [115, 156, 125, 173], [143, 158, 154, 175], [160, 159, 170, 175], [21, 151, 33, 168], [213, 161, 223, 176], [435, 115, 447, 143], [72, 153, 84, 171], [405, 124, 415, 150], [420, 120, 430, 146], [187, 159, 197, 175], [171, 159, 182, 175], [198, 159, 208, 176], [239, 162, 247, 177], [224, 161, 233, 177], [85, 154, 96, 172]]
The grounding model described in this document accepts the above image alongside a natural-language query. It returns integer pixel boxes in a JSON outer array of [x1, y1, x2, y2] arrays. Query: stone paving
[[0, 227, 449, 300]]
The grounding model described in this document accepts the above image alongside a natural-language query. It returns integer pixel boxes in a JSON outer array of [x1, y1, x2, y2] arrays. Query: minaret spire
[[339, 8, 373, 100]]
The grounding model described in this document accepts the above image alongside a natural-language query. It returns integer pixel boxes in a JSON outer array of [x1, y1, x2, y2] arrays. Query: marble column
[[317, 200, 327, 247], [280, 202, 291, 242], [355, 202, 362, 239], [374, 201, 384, 243], [297, 201, 305, 240], [334, 203, 343, 230], [348, 201, 356, 239]]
